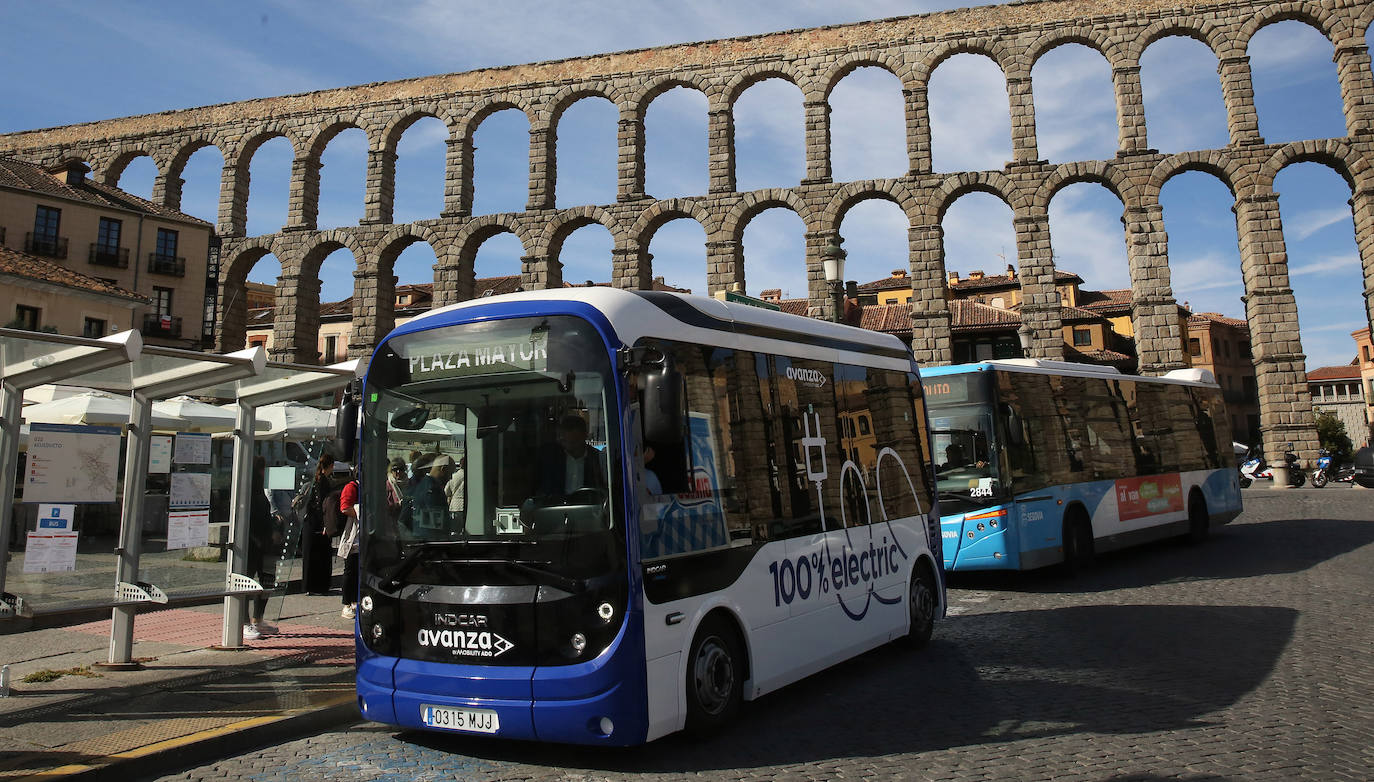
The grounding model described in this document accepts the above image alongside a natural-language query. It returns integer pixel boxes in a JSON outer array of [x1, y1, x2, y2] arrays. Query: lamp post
[[1017, 324, 1033, 358], [821, 235, 847, 324]]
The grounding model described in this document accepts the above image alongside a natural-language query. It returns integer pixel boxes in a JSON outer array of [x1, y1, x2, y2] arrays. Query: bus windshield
[[931, 404, 1005, 515], [360, 315, 623, 588]]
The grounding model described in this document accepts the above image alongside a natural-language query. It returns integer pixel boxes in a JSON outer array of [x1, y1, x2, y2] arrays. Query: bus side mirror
[[335, 392, 360, 462], [642, 359, 684, 445]]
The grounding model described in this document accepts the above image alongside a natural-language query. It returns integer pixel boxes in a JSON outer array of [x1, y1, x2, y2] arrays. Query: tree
[[1314, 410, 1353, 463]]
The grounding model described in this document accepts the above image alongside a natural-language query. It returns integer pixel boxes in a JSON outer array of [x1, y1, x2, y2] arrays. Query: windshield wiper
[[382, 541, 466, 589], [938, 491, 994, 509]]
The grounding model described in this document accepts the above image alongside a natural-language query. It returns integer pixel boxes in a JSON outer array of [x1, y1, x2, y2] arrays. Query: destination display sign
[[406, 331, 549, 381]]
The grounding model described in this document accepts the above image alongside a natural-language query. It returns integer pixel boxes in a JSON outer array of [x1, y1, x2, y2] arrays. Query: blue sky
[[2, 1, 1369, 368]]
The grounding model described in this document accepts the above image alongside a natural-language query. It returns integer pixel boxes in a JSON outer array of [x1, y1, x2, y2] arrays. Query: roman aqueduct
[[1, 0, 1373, 465]]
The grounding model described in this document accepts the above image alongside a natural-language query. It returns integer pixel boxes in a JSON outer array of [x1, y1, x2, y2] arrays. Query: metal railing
[[24, 232, 68, 259], [147, 253, 186, 276], [141, 313, 183, 338], [89, 243, 130, 268]]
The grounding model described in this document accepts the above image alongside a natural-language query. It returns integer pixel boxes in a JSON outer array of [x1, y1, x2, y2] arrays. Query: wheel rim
[[692, 636, 735, 716], [910, 574, 935, 632]]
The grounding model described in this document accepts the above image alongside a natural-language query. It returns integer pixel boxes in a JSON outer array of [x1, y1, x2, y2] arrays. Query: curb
[[12, 695, 360, 782]]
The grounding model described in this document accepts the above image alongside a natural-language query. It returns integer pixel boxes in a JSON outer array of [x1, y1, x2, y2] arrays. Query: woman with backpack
[[299, 453, 339, 595]]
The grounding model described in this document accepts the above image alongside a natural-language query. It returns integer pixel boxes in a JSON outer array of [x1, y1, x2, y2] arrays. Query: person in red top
[[338, 467, 360, 620]]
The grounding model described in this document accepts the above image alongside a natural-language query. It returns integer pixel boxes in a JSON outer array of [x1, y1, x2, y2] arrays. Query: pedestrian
[[244, 455, 281, 641], [445, 456, 466, 521], [338, 465, 360, 620], [299, 453, 337, 595]]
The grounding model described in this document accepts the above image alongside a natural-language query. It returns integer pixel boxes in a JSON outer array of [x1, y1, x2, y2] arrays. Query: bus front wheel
[[903, 565, 937, 649], [1187, 492, 1210, 543], [685, 616, 743, 735]]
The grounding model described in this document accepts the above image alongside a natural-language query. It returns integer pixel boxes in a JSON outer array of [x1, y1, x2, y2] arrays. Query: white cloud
[[1288, 254, 1360, 276], [1287, 207, 1353, 241], [929, 55, 1012, 172]]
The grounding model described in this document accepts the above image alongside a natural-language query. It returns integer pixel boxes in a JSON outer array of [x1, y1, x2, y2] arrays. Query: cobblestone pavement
[[149, 488, 1374, 782]]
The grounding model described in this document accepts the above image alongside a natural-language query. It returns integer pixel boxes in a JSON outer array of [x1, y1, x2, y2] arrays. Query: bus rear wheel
[[1062, 513, 1094, 574], [685, 616, 743, 735], [903, 565, 937, 649]]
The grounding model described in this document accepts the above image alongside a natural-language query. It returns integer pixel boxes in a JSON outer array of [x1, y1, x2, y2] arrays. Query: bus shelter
[[0, 328, 361, 666]]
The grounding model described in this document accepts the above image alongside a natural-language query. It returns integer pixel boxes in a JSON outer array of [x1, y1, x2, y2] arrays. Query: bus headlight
[[360, 596, 373, 613], [570, 633, 587, 653], [371, 624, 384, 642], [597, 602, 614, 622]]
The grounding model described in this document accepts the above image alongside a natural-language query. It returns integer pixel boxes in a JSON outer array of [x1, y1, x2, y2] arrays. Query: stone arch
[[1036, 160, 1142, 213], [723, 63, 809, 105], [542, 83, 623, 127], [917, 38, 1014, 89], [217, 237, 280, 353], [931, 171, 1023, 224], [1354, 3, 1374, 40], [230, 123, 301, 166], [455, 213, 531, 262], [1129, 17, 1227, 61], [819, 52, 913, 99], [633, 76, 712, 116], [300, 229, 366, 279], [380, 106, 452, 152], [377, 222, 445, 264], [722, 189, 816, 243], [822, 180, 920, 230], [538, 206, 626, 259], [1027, 26, 1124, 69], [1256, 139, 1371, 194], [302, 115, 371, 161], [1145, 150, 1250, 203], [630, 198, 718, 242], [101, 146, 159, 187], [1235, 2, 1350, 54], [166, 136, 223, 181], [459, 95, 536, 141]]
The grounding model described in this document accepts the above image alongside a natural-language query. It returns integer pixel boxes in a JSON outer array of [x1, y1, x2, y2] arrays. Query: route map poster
[[23, 424, 120, 504]]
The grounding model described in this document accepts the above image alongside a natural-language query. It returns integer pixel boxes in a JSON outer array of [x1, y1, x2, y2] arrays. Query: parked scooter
[[1311, 449, 1333, 488], [1239, 444, 1306, 488]]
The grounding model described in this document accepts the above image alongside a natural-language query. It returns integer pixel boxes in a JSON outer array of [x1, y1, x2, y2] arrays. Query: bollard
[[0, 664, 10, 697]]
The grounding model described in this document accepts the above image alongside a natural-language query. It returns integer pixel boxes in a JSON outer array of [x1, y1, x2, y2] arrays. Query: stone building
[[1188, 312, 1260, 445], [0, 245, 148, 337], [1, 0, 1371, 469], [1353, 327, 1374, 444], [1307, 364, 1369, 447], [0, 157, 214, 348]]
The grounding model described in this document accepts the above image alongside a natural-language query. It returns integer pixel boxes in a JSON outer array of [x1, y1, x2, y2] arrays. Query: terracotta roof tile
[[949, 300, 1021, 331], [946, 269, 1081, 291], [0, 157, 211, 226], [1188, 312, 1248, 329], [1308, 365, 1362, 381], [0, 246, 148, 303]]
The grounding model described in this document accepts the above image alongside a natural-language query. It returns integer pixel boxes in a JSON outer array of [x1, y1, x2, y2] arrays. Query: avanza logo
[[418, 628, 515, 659], [785, 366, 827, 388]]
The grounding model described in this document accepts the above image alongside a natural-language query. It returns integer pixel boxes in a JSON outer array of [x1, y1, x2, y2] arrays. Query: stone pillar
[[216, 273, 248, 353], [271, 267, 321, 364], [802, 100, 832, 185], [708, 104, 736, 194], [349, 265, 393, 358], [705, 238, 741, 295], [1012, 213, 1064, 360], [612, 246, 648, 289], [905, 87, 932, 175], [521, 253, 559, 290], [153, 173, 184, 211], [1234, 191, 1320, 475], [1124, 203, 1187, 374], [442, 136, 472, 218], [1334, 42, 1374, 138], [220, 162, 247, 237], [1350, 189, 1374, 341], [908, 222, 953, 366], [617, 113, 647, 202], [361, 149, 397, 225], [803, 230, 839, 320], [527, 125, 555, 211], [433, 244, 469, 307], [1217, 56, 1264, 146], [286, 157, 322, 231], [1112, 64, 1150, 156], [1006, 76, 1041, 165]]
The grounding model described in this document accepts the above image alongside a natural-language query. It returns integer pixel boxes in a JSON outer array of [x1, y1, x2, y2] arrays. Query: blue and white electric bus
[[354, 288, 944, 745], [923, 360, 1242, 572]]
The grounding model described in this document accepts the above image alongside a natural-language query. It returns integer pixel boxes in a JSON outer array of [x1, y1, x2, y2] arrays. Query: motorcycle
[[1311, 449, 1333, 488], [1239, 445, 1306, 488]]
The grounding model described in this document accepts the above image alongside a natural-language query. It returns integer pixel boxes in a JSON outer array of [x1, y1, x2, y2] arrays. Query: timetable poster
[[23, 532, 78, 573], [148, 435, 173, 474], [170, 472, 212, 509], [174, 432, 212, 465], [167, 510, 210, 550]]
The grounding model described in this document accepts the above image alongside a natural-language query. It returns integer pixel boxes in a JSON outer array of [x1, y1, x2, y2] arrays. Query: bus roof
[[392, 288, 915, 368], [922, 359, 1218, 387]]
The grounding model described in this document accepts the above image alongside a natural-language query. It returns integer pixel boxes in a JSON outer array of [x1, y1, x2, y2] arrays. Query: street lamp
[[1017, 324, 1033, 357], [821, 235, 847, 324]]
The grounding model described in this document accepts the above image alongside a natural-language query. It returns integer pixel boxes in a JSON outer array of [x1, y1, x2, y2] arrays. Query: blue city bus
[[922, 360, 1242, 572], [354, 288, 944, 745]]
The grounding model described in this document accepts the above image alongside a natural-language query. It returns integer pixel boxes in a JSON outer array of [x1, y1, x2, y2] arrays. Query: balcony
[[142, 313, 183, 339], [89, 243, 130, 268], [147, 253, 186, 277], [25, 233, 68, 260]]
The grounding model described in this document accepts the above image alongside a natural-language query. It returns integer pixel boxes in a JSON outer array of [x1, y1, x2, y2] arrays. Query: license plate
[[421, 704, 499, 733]]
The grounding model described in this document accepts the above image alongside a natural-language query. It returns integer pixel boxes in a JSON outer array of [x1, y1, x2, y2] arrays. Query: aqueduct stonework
[[2, 0, 1373, 466]]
